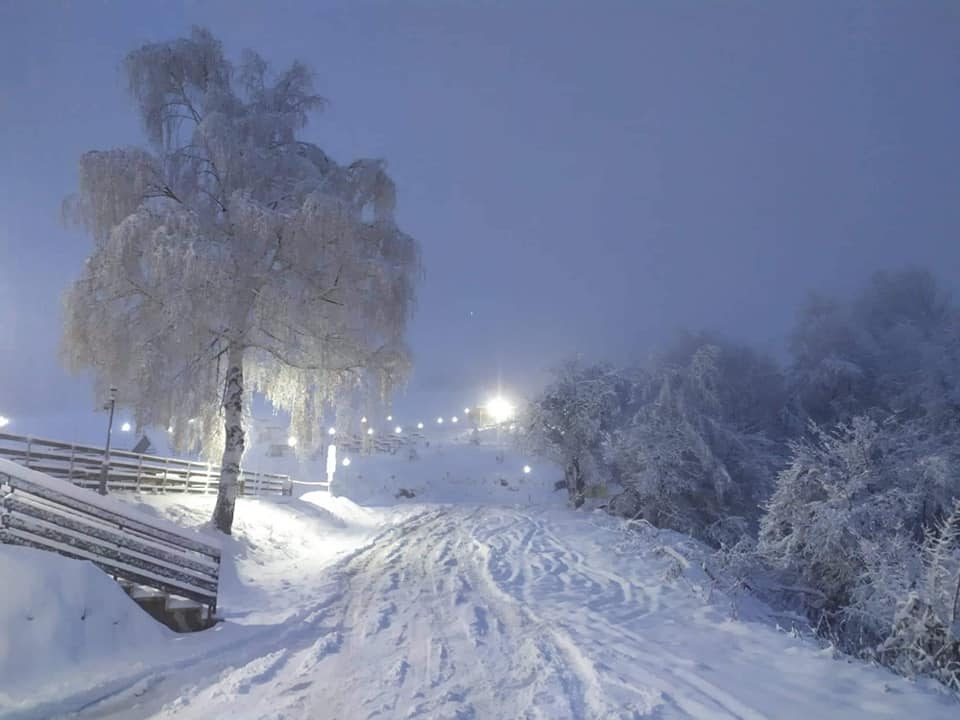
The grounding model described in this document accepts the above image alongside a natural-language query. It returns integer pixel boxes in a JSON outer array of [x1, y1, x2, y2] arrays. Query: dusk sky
[[2, 1, 959, 439]]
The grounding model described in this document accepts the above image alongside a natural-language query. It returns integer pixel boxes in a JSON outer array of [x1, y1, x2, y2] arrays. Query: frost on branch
[[62, 27, 420, 532]]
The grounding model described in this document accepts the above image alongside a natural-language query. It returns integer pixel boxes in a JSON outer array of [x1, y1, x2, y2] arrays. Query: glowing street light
[[287, 436, 298, 447], [361, 416, 368, 424], [486, 396, 515, 425], [394, 426, 403, 434], [367, 427, 374, 436], [327, 427, 337, 436], [437, 417, 444, 424], [523, 465, 532, 475], [342, 457, 352, 467], [464, 407, 470, 415], [120, 422, 132, 432], [0, 416, 9, 428], [387, 415, 393, 422], [451, 416, 459, 423], [167, 425, 173, 433], [417, 422, 424, 430]]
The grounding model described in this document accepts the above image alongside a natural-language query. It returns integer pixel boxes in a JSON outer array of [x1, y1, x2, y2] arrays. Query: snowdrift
[[0, 545, 168, 711]]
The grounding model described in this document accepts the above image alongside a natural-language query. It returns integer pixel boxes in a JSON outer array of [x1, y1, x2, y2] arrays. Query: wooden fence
[[0, 458, 221, 614], [0, 432, 291, 497]]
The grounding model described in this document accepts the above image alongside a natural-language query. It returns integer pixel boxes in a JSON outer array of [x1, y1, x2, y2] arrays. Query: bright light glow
[[328, 427, 337, 436], [437, 417, 444, 424], [387, 415, 393, 421], [509, 424, 516, 431], [188, 418, 196, 425], [464, 407, 470, 414], [0, 416, 9, 428], [523, 465, 532, 475], [167, 425, 173, 433], [417, 422, 424, 430], [361, 416, 368, 424], [287, 436, 297, 447], [342, 457, 351, 467], [451, 416, 459, 423], [394, 426, 402, 434], [367, 428, 374, 435], [120, 422, 132, 432], [486, 396, 515, 424]]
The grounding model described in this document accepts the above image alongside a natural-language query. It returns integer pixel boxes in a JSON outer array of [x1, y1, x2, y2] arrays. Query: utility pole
[[98, 387, 117, 495]]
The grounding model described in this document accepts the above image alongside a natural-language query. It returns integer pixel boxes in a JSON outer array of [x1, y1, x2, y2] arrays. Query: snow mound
[[0, 545, 168, 712]]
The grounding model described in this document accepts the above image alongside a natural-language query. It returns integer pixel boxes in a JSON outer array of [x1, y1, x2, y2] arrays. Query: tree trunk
[[212, 343, 245, 534]]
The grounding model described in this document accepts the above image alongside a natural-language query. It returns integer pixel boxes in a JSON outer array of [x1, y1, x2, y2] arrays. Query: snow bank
[[326, 432, 563, 506], [0, 546, 168, 712]]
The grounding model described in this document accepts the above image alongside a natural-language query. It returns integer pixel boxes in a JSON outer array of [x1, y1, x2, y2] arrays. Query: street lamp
[[328, 427, 337, 436], [287, 436, 298, 447], [486, 396, 515, 425], [0, 416, 9, 429], [99, 387, 118, 495], [342, 457, 351, 467], [394, 426, 402, 434], [417, 422, 424, 430], [451, 416, 459, 424], [437, 417, 444, 424], [120, 422, 132, 433], [523, 465, 532, 475]]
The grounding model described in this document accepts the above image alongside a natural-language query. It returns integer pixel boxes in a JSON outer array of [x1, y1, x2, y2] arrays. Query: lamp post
[[98, 387, 117, 495]]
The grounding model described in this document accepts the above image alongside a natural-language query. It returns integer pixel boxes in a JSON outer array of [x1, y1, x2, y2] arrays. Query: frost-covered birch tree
[[62, 28, 420, 533]]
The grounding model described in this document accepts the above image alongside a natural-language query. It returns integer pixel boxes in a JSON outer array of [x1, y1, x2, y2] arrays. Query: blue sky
[[1, 1, 959, 439]]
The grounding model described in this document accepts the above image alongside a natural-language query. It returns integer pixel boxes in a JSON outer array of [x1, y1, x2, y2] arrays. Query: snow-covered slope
[[1, 437, 958, 719]]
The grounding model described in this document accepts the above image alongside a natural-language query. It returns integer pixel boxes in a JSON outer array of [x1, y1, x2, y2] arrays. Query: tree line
[[525, 268, 960, 690]]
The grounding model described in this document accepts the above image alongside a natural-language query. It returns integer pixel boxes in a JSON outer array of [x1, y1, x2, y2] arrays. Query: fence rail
[[0, 458, 221, 613], [0, 432, 291, 497]]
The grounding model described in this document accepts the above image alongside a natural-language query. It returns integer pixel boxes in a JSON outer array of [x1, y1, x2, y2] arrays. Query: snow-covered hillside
[[1, 436, 957, 719]]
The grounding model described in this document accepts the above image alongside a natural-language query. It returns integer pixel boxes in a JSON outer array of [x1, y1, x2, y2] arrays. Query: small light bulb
[[342, 457, 351, 467], [464, 408, 470, 414], [361, 416, 368, 424], [287, 436, 297, 447], [394, 426, 402, 434], [120, 422, 132, 432], [523, 465, 532, 474], [167, 425, 173, 433], [437, 417, 444, 424], [452, 416, 459, 423], [367, 428, 374, 435], [387, 415, 393, 422], [417, 422, 424, 430], [328, 427, 336, 436]]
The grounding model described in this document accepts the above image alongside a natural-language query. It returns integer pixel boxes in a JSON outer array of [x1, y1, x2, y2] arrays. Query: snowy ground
[[2, 434, 958, 719]]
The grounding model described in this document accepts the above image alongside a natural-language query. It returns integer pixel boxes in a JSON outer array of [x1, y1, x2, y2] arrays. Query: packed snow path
[[52, 505, 955, 720]]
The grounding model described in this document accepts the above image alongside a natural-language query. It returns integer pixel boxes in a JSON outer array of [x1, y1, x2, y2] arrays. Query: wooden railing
[[0, 432, 291, 497], [0, 458, 221, 614]]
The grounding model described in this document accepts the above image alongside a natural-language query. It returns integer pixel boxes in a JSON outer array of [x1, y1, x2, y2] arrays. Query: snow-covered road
[[49, 504, 957, 720]]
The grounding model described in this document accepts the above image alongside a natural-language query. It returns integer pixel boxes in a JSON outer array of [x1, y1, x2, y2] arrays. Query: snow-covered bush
[[759, 414, 960, 685]]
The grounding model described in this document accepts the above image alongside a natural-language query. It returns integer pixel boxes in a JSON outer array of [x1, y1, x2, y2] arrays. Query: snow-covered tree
[[62, 28, 420, 533], [607, 339, 785, 543], [786, 269, 960, 432], [523, 361, 633, 507]]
